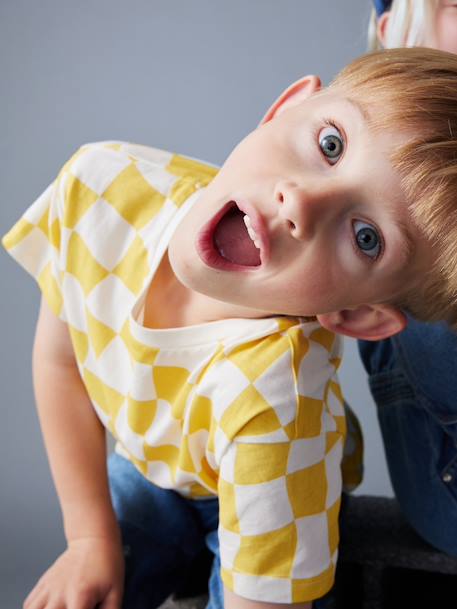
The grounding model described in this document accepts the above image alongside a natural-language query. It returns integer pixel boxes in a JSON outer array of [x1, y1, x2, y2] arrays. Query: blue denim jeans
[[359, 317, 457, 556], [108, 452, 221, 609]]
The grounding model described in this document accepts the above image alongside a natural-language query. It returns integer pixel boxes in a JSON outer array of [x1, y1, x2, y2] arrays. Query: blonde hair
[[331, 48, 457, 327], [368, 0, 439, 50]]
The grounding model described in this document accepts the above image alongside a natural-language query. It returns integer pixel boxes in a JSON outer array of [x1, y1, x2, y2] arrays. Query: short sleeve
[[216, 325, 345, 604], [2, 177, 66, 319]]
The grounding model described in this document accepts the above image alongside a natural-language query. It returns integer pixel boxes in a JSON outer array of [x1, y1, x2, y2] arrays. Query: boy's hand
[[23, 536, 124, 609]]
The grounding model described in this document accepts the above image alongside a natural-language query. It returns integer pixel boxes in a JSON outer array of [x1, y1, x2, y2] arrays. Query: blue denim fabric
[[358, 317, 457, 556], [108, 452, 221, 609], [206, 530, 224, 609]]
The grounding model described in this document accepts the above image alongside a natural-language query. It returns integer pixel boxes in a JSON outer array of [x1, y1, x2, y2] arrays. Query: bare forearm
[[33, 358, 119, 541], [32, 301, 119, 543]]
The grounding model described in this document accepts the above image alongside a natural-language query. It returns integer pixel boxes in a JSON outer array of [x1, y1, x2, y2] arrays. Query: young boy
[[4, 47, 457, 609]]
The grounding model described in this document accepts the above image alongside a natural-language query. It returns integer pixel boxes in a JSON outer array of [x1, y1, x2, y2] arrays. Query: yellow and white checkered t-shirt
[[3, 141, 360, 603]]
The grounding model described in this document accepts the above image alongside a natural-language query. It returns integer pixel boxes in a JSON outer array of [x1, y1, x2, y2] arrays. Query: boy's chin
[[167, 247, 212, 296], [167, 248, 194, 289], [167, 259, 274, 316]]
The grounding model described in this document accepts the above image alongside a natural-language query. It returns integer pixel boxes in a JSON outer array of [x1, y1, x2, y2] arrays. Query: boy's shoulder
[[73, 140, 177, 170], [55, 141, 220, 219], [224, 318, 342, 382], [64, 140, 219, 187]]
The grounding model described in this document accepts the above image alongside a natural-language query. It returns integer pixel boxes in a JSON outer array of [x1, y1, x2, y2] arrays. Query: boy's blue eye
[[319, 126, 344, 165], [353, 220, 381, 259]]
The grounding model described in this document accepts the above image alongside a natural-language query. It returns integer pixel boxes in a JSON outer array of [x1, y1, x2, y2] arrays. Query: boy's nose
[[274, 181, 329, 240]]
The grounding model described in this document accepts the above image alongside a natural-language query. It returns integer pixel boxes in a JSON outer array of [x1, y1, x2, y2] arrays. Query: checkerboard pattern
[[3, 142, 356, 602]]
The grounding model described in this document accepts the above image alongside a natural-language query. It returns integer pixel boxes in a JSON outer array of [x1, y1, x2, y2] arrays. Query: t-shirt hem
[[221, 566, 335, 604]]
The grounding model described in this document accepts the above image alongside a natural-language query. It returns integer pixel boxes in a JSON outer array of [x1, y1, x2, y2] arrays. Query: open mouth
[[197, 201, 264, 270], [214, 204, 261, 266]]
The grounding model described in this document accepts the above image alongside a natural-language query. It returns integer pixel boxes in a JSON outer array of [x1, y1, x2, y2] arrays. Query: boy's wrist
[[67, 532, 122, 551], [62, 499, 120, 544]]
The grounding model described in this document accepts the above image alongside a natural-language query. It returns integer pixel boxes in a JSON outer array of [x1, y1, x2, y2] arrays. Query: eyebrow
[[342, 95, 372, 124], [387, 212, 416, 269]]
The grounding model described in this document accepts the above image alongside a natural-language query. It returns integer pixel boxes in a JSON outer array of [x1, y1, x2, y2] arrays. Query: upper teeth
[[243, 214, 261, 249]]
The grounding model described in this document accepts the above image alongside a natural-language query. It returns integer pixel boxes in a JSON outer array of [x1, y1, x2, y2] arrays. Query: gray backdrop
[[0, 1, 388, 606]]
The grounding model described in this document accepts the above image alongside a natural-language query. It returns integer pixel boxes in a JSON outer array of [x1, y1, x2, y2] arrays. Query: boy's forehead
[[314, 87, 414, 153], [300, 86, 372, 126]]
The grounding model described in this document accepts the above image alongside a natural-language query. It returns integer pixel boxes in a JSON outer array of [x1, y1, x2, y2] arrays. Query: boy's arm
[[25, 298, 123, 609], [224, 587, 312, 609], [32, 298, 118, 541]]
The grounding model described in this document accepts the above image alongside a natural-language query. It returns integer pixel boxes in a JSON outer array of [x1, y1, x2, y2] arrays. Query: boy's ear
[[260, 75, 322, 124], [377, 11, 391, 47], [316, 304, 407, 341]]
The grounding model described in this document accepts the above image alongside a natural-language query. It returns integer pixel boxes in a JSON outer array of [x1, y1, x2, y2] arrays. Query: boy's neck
[[143, 251, 274, 330]]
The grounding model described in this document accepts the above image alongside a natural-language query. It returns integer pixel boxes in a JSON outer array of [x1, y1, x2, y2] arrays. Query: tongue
[[213, 207, 261, 266]]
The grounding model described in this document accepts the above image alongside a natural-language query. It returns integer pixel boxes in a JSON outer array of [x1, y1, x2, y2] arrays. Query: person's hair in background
[[368, 0, 437, 50], [368, 0, 457, 53]]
